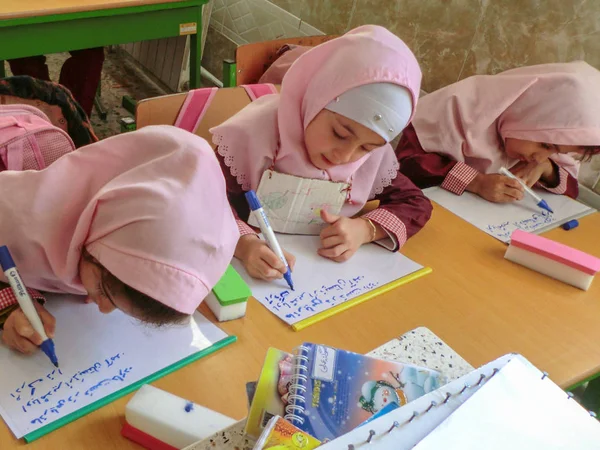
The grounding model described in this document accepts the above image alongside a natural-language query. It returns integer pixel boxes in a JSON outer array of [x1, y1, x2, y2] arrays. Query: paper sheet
[[425, 187, 595, 242], [232, 234, 423, 325], [318, 355, 600, 450], [0, 295, 228, 439], [413, 357, 600, 449]]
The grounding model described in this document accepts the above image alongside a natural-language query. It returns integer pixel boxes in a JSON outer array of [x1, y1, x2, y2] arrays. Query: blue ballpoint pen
[[245, 190, 295, 291], [0, 246, 59, 367]]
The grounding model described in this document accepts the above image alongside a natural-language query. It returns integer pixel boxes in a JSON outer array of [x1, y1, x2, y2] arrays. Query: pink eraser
[[505, 229, 600, 291]]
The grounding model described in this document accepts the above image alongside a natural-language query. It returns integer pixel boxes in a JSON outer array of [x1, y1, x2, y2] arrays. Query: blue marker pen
[[245, 190, 295, 291], [499, 167, 554, 214], [0, 246, 59, 367]]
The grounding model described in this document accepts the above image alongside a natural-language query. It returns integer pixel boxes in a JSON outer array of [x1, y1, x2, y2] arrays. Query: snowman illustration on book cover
[[359, 368, 440, 415]]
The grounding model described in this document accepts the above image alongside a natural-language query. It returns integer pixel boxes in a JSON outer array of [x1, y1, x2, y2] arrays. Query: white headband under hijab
[[325, 82, 413, 143]]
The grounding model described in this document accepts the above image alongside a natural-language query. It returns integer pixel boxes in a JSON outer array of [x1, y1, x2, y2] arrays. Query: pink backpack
[[0, 104, 75, 172]]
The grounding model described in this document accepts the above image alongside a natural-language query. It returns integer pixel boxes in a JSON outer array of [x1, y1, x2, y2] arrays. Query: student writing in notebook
[[210, 25, 432, 281], [0, 126, 238, 354], [396, 62, 600, 203]]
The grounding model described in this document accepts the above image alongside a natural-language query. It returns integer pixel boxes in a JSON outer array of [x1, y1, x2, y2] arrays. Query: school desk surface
[[3, 88, 600, 446], [1, 204, 598, 449], [0, 0, 208, 89]]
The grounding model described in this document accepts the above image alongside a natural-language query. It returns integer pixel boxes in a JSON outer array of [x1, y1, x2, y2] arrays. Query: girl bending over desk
[[210, 25, 432, 282], [396, 62, 600, 203], [0, 126, 237, 355]]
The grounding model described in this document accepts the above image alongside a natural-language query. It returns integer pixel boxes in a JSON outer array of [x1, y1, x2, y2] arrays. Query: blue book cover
[[284, 343, 445, 441]]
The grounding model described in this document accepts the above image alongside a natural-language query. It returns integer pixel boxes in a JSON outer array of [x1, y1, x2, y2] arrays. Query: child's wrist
[[358, 217, 377, 244], [235, 234, 259, 260], [466, 173, 484, 195]]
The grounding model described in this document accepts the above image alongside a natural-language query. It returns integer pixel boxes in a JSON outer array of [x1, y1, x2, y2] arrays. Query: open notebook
[[319, 354, 600, 449], [0, 295, 235, 442], [425, 186, 595, 243]]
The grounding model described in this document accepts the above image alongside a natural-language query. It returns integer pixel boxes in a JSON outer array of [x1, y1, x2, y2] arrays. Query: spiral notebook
[[318, 354, 600, 449], [283, 343, 446, 441]]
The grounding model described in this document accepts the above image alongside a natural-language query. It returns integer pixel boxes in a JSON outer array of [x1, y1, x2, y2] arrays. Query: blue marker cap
[[0, 245, 16, 271], [245, 190, 262, 211], [562, 219, 579, 231]]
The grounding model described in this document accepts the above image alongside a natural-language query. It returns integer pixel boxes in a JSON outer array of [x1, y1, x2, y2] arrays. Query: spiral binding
[[284, 345, 311, 425], [341, 368, 599, 449]]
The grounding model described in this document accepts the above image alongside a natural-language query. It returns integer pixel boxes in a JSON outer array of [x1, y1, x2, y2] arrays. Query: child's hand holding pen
[[236, 234, 296, 281], [2, 302, 56, 354]]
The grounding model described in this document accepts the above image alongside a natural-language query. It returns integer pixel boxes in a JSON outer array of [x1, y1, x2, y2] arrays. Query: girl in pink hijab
[[0, 126, 238, 354], [397, 61, 600, 202], [210, 25, 432, 282]]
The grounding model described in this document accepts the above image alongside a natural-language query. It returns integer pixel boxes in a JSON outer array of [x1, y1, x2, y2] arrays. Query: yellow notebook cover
[[254, 416, 321, 450], [245, 348, 292, 439], [292, 267, 432, 331]]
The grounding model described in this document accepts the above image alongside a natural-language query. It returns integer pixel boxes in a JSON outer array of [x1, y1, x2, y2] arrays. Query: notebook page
[[425, 187, 594, 243], [414, 357, 600, 449], [0, 295, 228, 438]]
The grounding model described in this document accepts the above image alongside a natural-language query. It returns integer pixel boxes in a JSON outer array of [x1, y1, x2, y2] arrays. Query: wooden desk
[[2, 207, 598, 448], [0, 0, 207, 88], [2, 91, 599, 446]]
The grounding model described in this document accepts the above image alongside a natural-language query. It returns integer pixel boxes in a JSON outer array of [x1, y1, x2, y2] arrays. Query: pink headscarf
[[0, 126, 238, 314], [411, 61, 600, 176], [211, 25, 422, 216]]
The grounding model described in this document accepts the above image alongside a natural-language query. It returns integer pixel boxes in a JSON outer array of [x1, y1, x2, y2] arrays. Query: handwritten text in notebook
[[9, 353, 132, 426], [232, 234, 423, 326], [264, 275, 380, 322], [0, 295, 229, 439], [485, 210, 555, 241], [424, 187, 594, 243]]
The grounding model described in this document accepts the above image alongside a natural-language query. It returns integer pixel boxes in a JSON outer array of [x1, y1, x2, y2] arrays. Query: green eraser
[[212, 265, 251, 306]]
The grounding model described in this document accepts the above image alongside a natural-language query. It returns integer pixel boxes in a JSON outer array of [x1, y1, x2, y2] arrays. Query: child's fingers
[[331, 250, 353, 263], [249, 259, 281, 280], [2, 314, 41, 354], [35, 303, 56, 339], [320, 209, 340, 225], [320, 235, 344, 249], [12, 334, 40, 354], [283, 250, 296, 271], [319, 223, 338, 240], [318, 244, 347, 259], [505, 178, 524, 191], [505, 187, 524, 200], [13, 314, 44, 346], [259, 247, 286, 272], [258, 255, 285, 280]]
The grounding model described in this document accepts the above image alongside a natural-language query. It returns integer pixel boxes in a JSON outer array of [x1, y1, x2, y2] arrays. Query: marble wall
[[267, 0, 600, 93], [202, 0, 323, 83]]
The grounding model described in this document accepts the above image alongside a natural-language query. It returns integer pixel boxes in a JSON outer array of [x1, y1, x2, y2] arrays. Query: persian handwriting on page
[[424, 187, 595, 243], [232, 234, 424, 325], [0, 295, 228, 438]]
